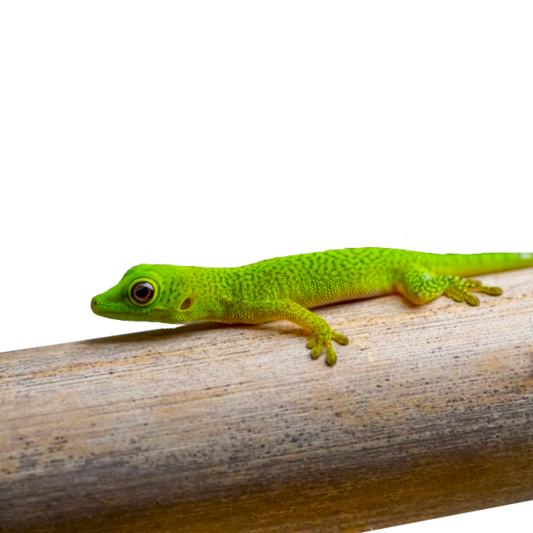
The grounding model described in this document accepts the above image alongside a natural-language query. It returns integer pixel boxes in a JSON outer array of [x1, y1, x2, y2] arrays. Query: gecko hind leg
[[399, 265, 503, 307]]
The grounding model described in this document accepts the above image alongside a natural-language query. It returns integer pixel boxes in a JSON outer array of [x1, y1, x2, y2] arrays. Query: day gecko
[[91, 248, 533, 366]]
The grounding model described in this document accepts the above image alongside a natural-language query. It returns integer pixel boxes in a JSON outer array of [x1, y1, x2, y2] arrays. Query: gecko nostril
[[92, 298, 98, 307]]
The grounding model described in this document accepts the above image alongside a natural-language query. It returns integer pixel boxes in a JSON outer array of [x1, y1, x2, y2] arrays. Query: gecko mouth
[[87, 300, 145, 324], [88, 300, 166, 326]]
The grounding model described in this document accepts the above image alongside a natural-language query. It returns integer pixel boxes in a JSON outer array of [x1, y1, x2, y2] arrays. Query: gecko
[[91, 248, 533, 366]]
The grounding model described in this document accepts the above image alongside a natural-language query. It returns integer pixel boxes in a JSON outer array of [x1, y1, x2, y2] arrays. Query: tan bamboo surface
[[1, 269, 533, 532]]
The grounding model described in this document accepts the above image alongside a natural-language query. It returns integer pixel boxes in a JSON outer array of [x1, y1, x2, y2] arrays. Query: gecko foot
[[306, 329, 349, 366], [444, 278, 503, 306]]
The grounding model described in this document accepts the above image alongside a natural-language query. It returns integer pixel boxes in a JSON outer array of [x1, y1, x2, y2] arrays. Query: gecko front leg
[[236, 299, 348, 366]]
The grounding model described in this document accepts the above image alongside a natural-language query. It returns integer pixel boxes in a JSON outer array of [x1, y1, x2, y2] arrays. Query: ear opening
[[180, 297, 192, 310]]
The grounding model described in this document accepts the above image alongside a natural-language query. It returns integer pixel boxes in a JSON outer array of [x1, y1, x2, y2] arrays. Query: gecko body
[[92, 248, 533, 366]]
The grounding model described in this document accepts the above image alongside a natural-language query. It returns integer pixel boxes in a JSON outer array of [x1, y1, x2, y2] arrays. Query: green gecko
[[91, 248, 533, 366]]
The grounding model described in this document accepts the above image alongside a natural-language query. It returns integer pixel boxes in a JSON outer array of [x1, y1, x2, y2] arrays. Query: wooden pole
[[1, 269, 533, 532]]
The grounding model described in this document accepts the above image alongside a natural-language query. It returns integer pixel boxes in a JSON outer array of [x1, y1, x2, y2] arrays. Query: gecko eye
[[131, 282, 155, 304]]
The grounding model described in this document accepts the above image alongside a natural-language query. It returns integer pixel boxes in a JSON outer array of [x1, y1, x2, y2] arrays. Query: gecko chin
[[117, 320, 160, 326], [91, 298, 163, 322], [92, 309, 153, 326]]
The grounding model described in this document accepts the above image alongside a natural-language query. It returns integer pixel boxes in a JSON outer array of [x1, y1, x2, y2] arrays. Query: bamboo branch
[[1, 269, 533, 532]]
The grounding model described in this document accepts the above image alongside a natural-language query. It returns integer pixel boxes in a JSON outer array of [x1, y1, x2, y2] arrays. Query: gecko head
[[91, 264, 198, 324]]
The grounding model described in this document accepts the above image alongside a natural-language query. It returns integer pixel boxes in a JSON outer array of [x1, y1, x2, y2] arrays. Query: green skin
[[92, 248, 533, 366]]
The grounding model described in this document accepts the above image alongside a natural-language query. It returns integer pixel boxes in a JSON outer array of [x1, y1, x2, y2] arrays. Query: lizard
[[91, 248, 533, 366]]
